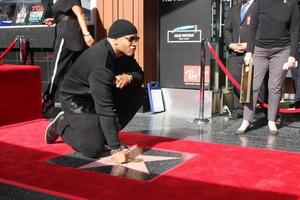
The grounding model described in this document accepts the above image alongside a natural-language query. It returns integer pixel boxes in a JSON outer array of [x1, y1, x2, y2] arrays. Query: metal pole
[[18, 36, 25, 65], [194, 39, 209, 124], [18, 36, 22, 64], [199, 39, 205, 119], [22, 37, 28, 65]]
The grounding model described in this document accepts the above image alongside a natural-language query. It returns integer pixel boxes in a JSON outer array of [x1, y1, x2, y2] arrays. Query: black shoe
[[42, 99, 55, 113], [275, 114, 282, 125], [45, 111, 64, 144], [289, 101, 300, 109]]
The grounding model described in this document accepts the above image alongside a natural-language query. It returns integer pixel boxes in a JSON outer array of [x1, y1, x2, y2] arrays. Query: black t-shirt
[[247, 0, 299, 57], [52, 0, 81, 15], [60, 38, 144, 116], [52, 0, 85, 51]]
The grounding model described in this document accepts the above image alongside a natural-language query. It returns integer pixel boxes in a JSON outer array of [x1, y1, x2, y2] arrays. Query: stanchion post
[[22, 37, 29, 65], [194, 39, 209, 124], [18, 35, 28, 65], [18, 36, 23, 64]]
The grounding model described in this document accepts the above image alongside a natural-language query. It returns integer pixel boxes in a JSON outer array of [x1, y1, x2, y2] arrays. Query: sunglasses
[[123, 36, 140, 43]]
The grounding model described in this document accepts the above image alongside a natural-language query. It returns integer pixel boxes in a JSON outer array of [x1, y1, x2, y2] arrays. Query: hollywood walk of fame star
[[79, 147, 182, 175], [48, 147, 194, 181]]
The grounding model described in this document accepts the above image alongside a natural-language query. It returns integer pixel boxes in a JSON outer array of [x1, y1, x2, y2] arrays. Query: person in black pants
[[289, 25, 300, 109], [224, 0, 267, 119], [45, 19, 145, 162], [42, 0, 95, 113], [290, 47, 300, 108]]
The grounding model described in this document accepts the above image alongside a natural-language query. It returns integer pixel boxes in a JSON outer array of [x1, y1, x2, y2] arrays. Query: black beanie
[[107, 19, 137, 38]]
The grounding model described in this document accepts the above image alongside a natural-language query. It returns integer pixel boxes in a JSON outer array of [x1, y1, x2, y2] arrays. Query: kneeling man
[[45, 19, 144, 163]]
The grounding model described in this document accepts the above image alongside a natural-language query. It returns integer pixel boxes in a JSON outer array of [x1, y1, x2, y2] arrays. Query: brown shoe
[[45, 111, 64, 144]]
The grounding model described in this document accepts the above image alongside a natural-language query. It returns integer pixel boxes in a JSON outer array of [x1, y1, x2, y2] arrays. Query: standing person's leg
[[43, 38, 65, 103], [228, 54, 268, 119], [257, 70, 269, 122], [42, 40, 81, 113], [228, 54, 244, 117], [267, 47, 289, 124], [228, 54, 268, 104], [243, 47, 269, 122], [114, 86, 145, 130], [258, 73, 269, 103], [49, 50, 82, 93], [228, 54, 244, 99], [237, 47, 269, 133]]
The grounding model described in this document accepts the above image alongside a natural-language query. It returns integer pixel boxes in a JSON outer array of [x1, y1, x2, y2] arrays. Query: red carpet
[[0, 119, 300, 200]]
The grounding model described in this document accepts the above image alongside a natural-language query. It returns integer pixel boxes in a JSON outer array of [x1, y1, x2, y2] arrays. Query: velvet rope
[[207, 42, 300, 114], [0, 38, 18, 61]]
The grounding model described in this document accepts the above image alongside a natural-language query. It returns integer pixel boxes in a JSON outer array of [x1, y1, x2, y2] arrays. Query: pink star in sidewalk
[[79, 147, 181, 174], [76, 147, 194, 181]]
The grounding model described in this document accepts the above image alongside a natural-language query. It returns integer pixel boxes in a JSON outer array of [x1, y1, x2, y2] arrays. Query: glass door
[[210, 0, 234, 92]]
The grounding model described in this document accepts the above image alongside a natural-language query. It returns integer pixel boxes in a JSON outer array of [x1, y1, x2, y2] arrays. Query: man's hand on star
[[111, 145, 141, 164]]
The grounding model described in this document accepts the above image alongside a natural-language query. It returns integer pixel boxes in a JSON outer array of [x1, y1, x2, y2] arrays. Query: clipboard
[[240, 63, 253, 103], [147, 82, 165, 113]]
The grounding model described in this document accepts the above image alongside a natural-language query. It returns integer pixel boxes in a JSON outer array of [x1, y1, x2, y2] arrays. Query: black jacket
[[60, 38, 144, 116], [224, 1, 257, 51]]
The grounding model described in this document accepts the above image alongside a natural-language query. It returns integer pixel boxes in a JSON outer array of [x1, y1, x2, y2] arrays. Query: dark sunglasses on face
[[124, 36, 140, 43]]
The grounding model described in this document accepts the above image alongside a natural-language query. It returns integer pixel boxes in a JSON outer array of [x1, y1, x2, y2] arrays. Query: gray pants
[[243, 46, 289, 122]]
